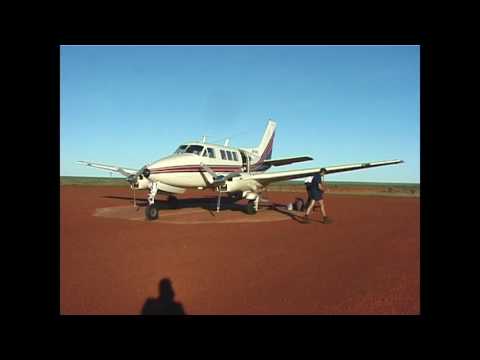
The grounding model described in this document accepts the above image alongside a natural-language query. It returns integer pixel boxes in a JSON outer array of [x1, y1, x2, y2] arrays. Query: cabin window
[[226, 151, 233, 161], [232, 152, 238, 161], [174, 145, 188, 154], [220, 150, 226, 160], [185, 145, 204, 155], [207, 148, 215, 158]]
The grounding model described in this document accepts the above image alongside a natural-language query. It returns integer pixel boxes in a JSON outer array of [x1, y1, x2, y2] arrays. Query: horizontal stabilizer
[[262, 156, 313, 167]]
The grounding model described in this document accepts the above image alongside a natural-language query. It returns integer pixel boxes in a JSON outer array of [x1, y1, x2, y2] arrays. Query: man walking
[[304, 170, 331, 224]]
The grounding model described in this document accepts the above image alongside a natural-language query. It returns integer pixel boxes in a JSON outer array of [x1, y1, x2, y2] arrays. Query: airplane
[[77, 120, 404, 220]]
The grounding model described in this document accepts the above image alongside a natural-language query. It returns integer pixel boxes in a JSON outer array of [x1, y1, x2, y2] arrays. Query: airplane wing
[[261, 156, 313, 167], [77, 161, 138, 177], [247, 160, 404, 185]]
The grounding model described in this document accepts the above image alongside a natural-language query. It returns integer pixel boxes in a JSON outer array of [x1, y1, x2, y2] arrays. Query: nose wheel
[[145, 204, 159, 220]]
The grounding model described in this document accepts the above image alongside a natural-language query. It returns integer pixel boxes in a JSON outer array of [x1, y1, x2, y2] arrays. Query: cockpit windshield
[[185, 145, 204, 155], [174, 144, 204, 155], [174, 145, 188, 154]]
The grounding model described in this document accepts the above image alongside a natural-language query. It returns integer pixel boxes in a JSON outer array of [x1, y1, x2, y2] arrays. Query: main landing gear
[[245, 196, 260, 215], [246, 200, 256, 215]]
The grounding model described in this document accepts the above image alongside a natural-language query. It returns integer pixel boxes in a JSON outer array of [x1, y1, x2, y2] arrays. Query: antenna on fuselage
[[224, 138, 230, 147], [202, 136, 207, 144]]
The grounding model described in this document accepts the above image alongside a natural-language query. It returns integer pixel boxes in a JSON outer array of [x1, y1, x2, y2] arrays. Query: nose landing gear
[[145, 204, 159, 220], [145, 182, 159, 220]]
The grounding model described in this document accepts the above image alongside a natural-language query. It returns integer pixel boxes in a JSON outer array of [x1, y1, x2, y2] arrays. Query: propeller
[[76, 161, 153, 209], [199, 163, 241, 185], [125, 165, 153, 208], [199, 163, 242, 213], [126, 165, 152, 185]]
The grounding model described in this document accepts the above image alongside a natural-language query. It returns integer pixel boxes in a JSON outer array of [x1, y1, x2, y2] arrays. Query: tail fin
[[255, 119, 276, 161]]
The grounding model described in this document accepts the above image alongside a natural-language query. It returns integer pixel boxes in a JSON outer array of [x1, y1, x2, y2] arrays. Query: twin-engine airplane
[[78, 120, 403, 220]]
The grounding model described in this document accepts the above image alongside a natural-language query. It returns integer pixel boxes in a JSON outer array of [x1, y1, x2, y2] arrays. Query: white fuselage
[[136, 142, 266, 190]]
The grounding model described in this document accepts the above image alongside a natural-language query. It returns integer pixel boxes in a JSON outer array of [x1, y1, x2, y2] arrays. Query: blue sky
[[61, 45, 419, 183]]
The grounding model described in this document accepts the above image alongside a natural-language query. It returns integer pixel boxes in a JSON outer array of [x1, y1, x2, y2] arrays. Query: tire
[[294, 198, 305, 212], [246, 200, 257, 215], [145, 204, 159, 220]]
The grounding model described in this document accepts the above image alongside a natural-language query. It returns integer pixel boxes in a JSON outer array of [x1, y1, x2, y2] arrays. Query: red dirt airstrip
[[60, 186, 420, 315]]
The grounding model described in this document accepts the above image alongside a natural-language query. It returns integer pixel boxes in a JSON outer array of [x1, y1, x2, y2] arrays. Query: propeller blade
[[200, 163, 217, 178], [117, 167, 132, 177], [133, 186, 136, 208], [216, 190, 222, 213], [199, 163, 241, 186]]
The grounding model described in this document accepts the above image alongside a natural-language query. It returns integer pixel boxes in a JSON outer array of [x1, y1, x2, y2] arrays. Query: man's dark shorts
[[311, 191, 323, 201]]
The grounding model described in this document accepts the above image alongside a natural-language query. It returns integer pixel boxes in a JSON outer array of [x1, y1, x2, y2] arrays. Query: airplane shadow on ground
[[103, 195, 319, 219], [104, 195, 251, 215], [141, 278, 186, 315]]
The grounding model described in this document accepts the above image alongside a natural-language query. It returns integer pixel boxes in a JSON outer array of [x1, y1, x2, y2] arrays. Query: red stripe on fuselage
[[149, 165, 242, 174], [150, 164, 240, 171]]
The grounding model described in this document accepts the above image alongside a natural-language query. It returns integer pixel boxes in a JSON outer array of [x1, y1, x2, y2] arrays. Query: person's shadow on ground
[[141, 278, 186, 315]]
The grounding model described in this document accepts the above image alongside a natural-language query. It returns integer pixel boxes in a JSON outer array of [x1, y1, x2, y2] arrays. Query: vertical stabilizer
[[255, 119, 276, 161]]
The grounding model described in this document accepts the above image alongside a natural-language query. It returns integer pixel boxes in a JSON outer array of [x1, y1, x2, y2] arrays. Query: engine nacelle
[[133, 178, 150, 190], [223, 178, 260, 193]]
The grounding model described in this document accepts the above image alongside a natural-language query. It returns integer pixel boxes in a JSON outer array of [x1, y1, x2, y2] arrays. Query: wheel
[[294, 198, 305, 211], [167, 196, 178, 209], [246, 200, 257, 215], [145, 204, 159, 220]]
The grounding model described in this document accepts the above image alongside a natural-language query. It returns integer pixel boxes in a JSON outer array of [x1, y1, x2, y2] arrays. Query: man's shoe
[[322, 217, 332, 224]]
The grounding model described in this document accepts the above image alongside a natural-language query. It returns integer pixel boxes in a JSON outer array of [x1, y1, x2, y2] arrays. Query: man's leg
[[319, 200, 330, 223], [305, 199, 316, 217], [319, 200, 327, 218]]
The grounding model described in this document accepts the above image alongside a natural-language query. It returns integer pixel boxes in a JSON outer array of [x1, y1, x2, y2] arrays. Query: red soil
[[60, 186, 420, 315]]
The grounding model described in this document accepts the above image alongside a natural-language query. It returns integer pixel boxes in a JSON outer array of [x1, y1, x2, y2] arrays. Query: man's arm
[[319, 177, 327, 192]]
